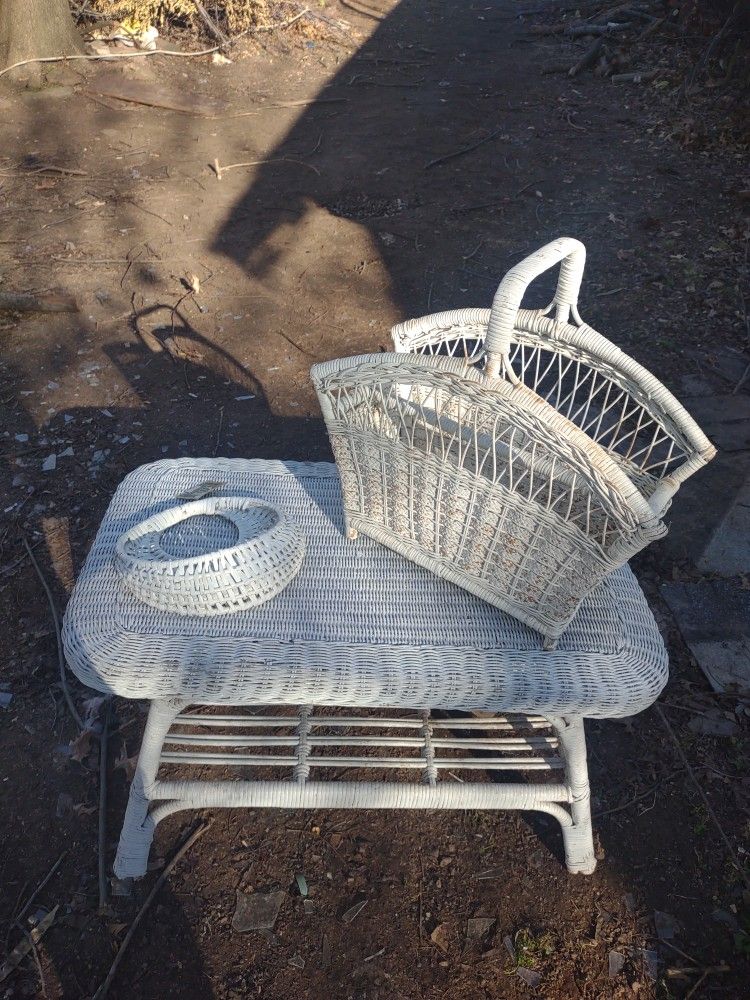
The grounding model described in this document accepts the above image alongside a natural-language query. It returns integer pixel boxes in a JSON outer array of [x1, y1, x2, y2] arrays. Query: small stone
[[231, 889, 285, 932], [466, 917, 495, 941], [58, 446, 74, 458], [654, 910, 680, 940], [516, 967, 542, 988], [642, 948, 658, 982], [303, 899, 316, 916], [0, 691, 13, 709], [14, 433, 28, 443], [288, 953, 305, 969], [55, 792, 73, 820], [608, 950, 626, 979], [42, 454, 56, 472]]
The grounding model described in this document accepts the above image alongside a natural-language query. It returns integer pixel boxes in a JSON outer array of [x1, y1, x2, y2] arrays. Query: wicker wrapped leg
[[552, 716, 596, 874], [114, 699, 188, 879]]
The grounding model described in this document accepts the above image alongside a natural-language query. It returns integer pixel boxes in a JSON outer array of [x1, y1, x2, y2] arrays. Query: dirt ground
[[1, 1, 749, 998]]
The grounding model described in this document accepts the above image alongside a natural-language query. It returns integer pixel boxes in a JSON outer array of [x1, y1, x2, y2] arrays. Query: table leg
[[552, 716, 596, 875], [113, 699, 187, 879]]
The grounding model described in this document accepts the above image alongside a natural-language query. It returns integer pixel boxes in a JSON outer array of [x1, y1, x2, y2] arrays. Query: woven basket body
[[312, 354, 666, 644], [115, 496, 305, 616], [312, 239, 715, 645]]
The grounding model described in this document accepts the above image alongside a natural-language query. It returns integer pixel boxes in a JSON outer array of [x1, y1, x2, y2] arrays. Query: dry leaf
[[430, 922, 450, 953], [68, 728, 93, 762], [114, 745, 139, 781], [73, 802, 97, 817]]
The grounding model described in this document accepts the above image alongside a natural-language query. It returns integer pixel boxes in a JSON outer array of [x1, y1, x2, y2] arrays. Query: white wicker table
[[62, 458, 668, 879]]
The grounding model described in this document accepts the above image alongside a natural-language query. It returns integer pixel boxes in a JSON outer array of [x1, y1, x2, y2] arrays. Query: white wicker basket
[[312, 238, 715, 647], [115, 496, 305, 616]]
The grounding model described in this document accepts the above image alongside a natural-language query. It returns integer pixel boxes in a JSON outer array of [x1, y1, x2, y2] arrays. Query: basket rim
[[390, 305, 716, 466], [311, 351, 662, 532], [115, 495, 292, 575]]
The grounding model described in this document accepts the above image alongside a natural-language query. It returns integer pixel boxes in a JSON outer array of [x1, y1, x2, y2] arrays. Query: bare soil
[[1, 2, 749, 998]]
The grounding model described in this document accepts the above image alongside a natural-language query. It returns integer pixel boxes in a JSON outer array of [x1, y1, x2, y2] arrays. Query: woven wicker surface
[[62, 458, 668, 717]]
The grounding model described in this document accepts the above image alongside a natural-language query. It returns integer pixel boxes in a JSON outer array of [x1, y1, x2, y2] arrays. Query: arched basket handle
[[485, 237, 586, 378]]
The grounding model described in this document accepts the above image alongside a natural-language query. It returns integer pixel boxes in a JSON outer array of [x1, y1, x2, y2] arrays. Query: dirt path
[[1, 2, 748, 998]]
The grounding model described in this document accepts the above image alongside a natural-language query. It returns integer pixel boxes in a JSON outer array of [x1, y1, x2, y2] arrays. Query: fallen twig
[[212, 156, 320, 179], [611, 69, 659, 83], [592, 769, 684, 818], [424, 126, 505, 170], [684, 966, 731, 999], [0, 164, 87, 177], [339, 0, 384, 20], [656, 704, 750, 891], [98, 698, 112, 913], [567, 22, 629, 37], [216, 97, 348, 120], [635, 14, 666, 42], [12, 852, 66, 930], [193, 1, 230, 47], [22, 536, 83, 730], [732, 360, 750, 395], [0, 907, 58, 983], [91, 822, 212, 1000], [0, 290, 78, 313], [568, 37, 604, 77]]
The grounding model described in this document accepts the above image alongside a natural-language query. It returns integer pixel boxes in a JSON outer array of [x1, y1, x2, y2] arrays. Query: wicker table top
[[62, 459, 667, 717]]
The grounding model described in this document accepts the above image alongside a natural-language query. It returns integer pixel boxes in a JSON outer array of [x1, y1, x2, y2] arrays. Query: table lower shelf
[[113, 702, 597, 879]]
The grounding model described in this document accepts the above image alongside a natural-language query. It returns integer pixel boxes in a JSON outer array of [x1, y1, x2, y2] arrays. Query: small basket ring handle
[[485, 237, 586, 378]]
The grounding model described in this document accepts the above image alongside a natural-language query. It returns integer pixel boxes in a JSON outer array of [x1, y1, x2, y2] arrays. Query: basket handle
[[484, 238, 586, 378]]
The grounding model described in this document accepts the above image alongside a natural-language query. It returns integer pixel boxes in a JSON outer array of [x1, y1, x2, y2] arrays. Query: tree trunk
[[0, 0, 84, 84]]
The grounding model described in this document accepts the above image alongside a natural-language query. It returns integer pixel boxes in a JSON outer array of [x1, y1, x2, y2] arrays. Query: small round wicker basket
[[115, 496, 305, 616]]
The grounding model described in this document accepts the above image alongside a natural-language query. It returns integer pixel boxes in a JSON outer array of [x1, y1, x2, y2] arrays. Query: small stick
[[213, 406, 224, 457], [568, 37, 604, 77], [98, 698, 112, 913], [211, 157, 320, 177], [732, 360, 750, 395], [213, 97, 348, 120], [592, 768, 684, 818], [339, 0, 384, 19], [611, 69, 659, 83], [0, 165, 87, 177], [424, 126, 504, 170], [656, 705, 750, 890], [12, 852, 66, 928], [22, 536, 83, 730], [91, 822, 211, 1000], [636, 14, 666, 42], [566, 22, 629, 36], [23, 929, 47, 997], [192, 1, 230, 47], [0, 907, 58, 984], [684, 970, 710, 999]]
